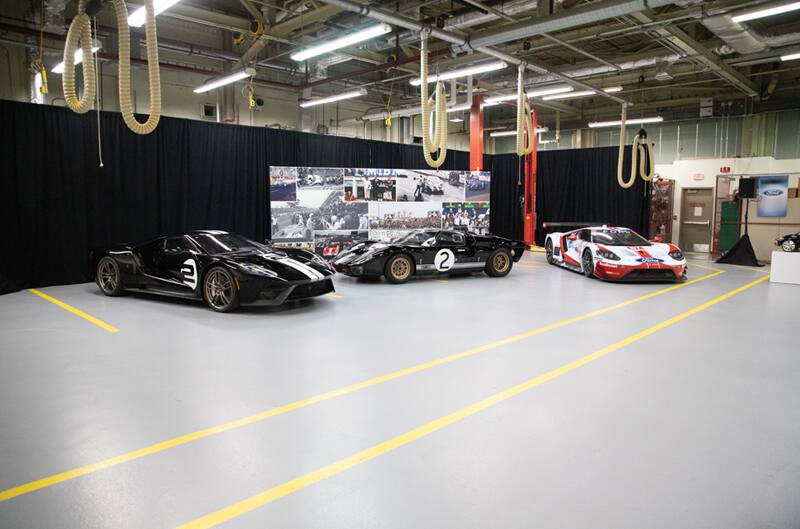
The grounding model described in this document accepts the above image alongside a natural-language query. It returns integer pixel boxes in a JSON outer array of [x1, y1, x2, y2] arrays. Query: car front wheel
[[485, 249, 513, 277], [782, 239, 797, 252], [203, 267, 240, 312], [582, 250, 595, 278], [96, 256, 125, 296], [385, 255, 414, 284]]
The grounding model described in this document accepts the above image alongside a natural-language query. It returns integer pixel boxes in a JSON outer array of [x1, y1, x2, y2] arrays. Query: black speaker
[[739, 178, 757, 198]]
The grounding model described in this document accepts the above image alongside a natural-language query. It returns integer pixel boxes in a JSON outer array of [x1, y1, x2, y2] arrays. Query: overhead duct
[[701, 14, 766, 55], [521, 53, 682, 85], [462, 0, 675, 51]]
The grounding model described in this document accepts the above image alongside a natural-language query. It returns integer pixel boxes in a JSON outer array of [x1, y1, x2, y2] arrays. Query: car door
[[562, 229, 583, 266], [154, 236, 201, 293], [429, 231, 476, 273]]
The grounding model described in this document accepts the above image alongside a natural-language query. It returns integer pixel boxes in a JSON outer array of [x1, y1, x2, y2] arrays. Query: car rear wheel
[[385, 255, 413, 284], [203, 267, 240, 312], [545, 240, 554, 264], [782, 239, 797, 252], [582, 250, 595, 278], [485, 249, 513, 277], [96, 256, 125, 296]]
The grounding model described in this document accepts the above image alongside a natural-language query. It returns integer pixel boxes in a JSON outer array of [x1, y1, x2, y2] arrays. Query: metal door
[[680, 188, 713, 252]]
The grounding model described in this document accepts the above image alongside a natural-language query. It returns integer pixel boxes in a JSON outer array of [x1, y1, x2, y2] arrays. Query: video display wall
[[269, 166, 491, 258]]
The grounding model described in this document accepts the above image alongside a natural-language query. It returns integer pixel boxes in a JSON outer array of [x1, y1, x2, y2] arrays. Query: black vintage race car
[[92, 230, 335, 312], [331, 229, 527, 283], [776, 232, 800, 252]]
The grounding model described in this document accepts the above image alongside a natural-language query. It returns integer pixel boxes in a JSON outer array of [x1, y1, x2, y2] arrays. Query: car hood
[[220, 250, 332, 281], [601, 243, 682, 262]]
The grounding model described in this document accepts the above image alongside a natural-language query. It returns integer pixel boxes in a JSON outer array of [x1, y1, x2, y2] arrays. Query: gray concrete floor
[[0, 253, 798, 529]]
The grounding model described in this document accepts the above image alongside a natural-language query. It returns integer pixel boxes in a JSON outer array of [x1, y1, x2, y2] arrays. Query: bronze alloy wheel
[[386, 255, 413, 283], [96, 257, 124, 296], [485, 249, 512, 277], [493, 252, 510, 273], [204, 268, 238, 312]]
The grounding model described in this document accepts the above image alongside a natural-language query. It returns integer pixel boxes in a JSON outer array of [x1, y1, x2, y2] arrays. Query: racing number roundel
[[434, 249, 455, 272], [181, 258, 198, 289]]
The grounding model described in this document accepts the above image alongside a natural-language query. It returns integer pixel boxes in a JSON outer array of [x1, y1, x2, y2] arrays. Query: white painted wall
[[657, 156, 800, 260]]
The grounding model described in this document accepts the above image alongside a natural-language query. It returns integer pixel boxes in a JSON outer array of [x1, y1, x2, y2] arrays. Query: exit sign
[[720, 166, 731, 173]]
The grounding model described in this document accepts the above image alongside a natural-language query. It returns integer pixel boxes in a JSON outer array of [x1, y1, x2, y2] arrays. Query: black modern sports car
[[92, 230, 335, 312], [776, 232, 800, 252], [331, 229, 527, 283]]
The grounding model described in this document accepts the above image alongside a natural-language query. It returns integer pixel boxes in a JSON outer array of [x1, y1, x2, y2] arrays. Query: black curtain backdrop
[[534, 146, 651, 247], [0, 100, 645, 294], [0, 100, 476, 294]]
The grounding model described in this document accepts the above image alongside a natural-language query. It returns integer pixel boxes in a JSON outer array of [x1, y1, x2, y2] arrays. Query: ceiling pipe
[[317, 0, 629, 105]]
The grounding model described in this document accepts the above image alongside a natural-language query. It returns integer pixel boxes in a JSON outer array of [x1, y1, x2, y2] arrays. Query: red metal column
[[523, 109, 538, 245], [469, 94, 484, 171]]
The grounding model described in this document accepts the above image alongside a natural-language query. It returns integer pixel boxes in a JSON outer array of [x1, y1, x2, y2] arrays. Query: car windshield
[[592, 229, 650, 246], [190, 233, 266, 253], [392, 230, 435, 244]]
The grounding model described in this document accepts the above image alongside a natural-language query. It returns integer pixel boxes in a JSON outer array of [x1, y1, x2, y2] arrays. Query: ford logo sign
[[762, 189, 784, 196], [636, 257, 664, 264]]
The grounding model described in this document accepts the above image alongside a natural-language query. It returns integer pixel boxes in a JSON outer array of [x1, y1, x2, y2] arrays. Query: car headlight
[[668, 249, 684, 260], [238, 262, 278, 277], [596, 249, 620, 261]]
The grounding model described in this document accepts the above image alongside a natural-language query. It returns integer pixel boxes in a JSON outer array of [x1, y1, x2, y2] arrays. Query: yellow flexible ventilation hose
[[516, 64, 534, 156], [419, 36, 447, 168], [62, 2, 95, 114], [616, 104, 655, 188], [62, 0, 162, 135]]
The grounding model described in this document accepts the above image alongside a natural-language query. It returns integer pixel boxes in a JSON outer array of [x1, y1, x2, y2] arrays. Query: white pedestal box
[[770, 251, 800, 285]]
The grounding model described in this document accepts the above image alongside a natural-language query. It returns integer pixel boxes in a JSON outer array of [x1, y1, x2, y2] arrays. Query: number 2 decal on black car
[[434, 249, 455, 272]]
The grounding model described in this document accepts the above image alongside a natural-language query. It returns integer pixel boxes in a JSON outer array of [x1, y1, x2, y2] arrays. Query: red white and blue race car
[[544, 226, 687, 281]]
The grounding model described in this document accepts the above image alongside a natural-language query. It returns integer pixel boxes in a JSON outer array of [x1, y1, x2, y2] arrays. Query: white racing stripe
[[278, 258, 325, 280]]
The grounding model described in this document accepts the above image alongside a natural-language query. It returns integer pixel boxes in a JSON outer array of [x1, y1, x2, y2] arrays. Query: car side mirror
[[652, 236, 663, 243], [567, 235, 577, 241]]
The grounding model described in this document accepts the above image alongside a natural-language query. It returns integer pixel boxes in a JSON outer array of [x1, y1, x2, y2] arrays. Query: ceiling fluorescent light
[[194, 68, 255, 93], [528, 85, 574, 97], [300, 88, 367, 108], [128, 0, 182, 27], [781, 52, 800, 61], [484, 85, 574, 104], [489, 127, 548, 137], [410, 61, 507, 86], [542, 86, 622, 101], [588, 116, 664, 128], [52, 46, 101, 74], [449, 117, 464, 122], [542, 89, 595, 101], [731, 1, 800, 22], [291, 24, 392, 62]]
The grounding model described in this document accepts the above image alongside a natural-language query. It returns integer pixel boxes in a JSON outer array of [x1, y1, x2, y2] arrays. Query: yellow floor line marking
[[685, 261, 723, 273], [0, 269, 724, 503], [326, 293, 345, 299], [434, 279, 449, 283], [722, 263, 770, 274], [176, 273, 770, 529], [26, 289, 118, 333]]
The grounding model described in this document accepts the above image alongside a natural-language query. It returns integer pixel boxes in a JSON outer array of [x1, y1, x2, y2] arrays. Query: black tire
[[582, 249, 595, 278], [545, 239, 555, 264], [203, 267, 240, 312], [782, 239, 797, 252], [485, 248, 513, 277], [96, 256, 125, 296], [385, 254, 414, 284]]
